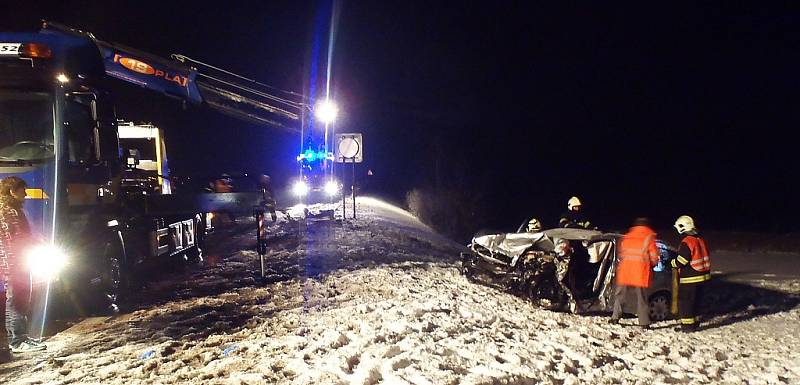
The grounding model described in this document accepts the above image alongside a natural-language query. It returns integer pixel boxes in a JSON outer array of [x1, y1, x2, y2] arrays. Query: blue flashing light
[[298, 150, 331, 162]]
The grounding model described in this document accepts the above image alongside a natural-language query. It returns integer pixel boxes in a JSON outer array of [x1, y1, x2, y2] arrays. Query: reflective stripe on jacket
[[684, 236, 710, 272], [672, 235, 711, 284], [615, 226, 659, 288]]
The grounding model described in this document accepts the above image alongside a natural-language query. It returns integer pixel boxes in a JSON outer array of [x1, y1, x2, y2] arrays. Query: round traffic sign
[[339, 137, 360, 158]]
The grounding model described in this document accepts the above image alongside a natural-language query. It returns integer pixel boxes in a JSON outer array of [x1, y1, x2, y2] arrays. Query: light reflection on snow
[[357, 196, 417, 220]]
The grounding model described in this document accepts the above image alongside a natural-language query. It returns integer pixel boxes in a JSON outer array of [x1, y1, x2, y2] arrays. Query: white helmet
[[674, 215, 696, 234], [526, 218, 543, 232], [568, 196, 582, 210]]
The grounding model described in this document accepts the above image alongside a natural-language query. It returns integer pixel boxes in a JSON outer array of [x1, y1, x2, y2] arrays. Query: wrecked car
[[460, 228, 674, 320]]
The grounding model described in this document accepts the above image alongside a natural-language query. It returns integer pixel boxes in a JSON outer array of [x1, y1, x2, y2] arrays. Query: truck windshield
[[0, 91, 55, 161]]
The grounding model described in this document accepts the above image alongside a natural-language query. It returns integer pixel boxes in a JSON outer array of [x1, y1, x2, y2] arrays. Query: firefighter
[[213, 174, 233, 193], [609, 217, 659, 328], [0, 176, 46, 356], [213, 175, 236, 223], [670, 215, 710, 333], [525, 217, 543, 233], [258, 174, 278, 222], [559, 196, 595, 229]]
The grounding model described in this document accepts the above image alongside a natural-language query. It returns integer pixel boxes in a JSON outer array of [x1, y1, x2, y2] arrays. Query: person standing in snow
[[258, 174, 277, 222], [558, 196, 596, 230], [670, 215, 711, 333], [0, 176, 46, 356], [609, 217, 659, 328]]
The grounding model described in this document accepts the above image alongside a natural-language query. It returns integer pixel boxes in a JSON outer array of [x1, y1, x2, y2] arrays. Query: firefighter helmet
[[526, 218, 543, 232], [568, 196, 582, 210], [674, 215, 696, 234]]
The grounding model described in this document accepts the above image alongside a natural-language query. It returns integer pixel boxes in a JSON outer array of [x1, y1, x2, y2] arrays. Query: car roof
[[542, 228, 605, 240]]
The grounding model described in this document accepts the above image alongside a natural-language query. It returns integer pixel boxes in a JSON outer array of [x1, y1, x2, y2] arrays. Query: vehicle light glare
[[314, 99, 339, 124], [56, 73, 69, 83], [292, 180, 309, 197], [26, 245, 68, 280], [324, 180, 340, 196]]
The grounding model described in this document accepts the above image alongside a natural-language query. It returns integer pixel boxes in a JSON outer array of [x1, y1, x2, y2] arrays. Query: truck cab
[[1, 21, 328, 315], [0, 34, 204, 311]]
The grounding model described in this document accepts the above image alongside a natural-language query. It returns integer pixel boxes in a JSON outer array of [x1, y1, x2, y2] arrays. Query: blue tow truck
[[0, 21, 319, 312]]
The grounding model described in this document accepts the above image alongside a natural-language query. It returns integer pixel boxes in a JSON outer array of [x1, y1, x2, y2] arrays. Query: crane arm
[[42, 21, 307, 132]]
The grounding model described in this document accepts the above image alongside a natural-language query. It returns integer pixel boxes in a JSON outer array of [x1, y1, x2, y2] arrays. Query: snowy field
[[1, 197, 799, 384]]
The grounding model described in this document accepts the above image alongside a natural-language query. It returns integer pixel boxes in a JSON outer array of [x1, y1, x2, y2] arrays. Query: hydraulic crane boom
[[43, 21, 308, 131]]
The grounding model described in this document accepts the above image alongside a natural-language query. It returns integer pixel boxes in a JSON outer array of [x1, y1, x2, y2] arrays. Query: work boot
[[10, 339, 47, 353], [607, 318, 620, 325], [0, 349, 11, 364]]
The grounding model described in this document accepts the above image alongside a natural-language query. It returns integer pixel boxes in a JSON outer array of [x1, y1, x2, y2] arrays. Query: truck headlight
[[324, 180, 341, 196], [26, 245, 68, 280], [292, 180, 309, 197]]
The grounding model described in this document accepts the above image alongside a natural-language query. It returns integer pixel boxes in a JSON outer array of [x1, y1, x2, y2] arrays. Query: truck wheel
[[649, 292, 671, 321], [185, 216, 205, 265], [102, 238, 128, 313]]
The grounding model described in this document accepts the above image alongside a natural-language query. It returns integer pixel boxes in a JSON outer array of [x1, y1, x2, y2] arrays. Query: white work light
[[26, 244, 69, 280], [314, 99, 339, 124]]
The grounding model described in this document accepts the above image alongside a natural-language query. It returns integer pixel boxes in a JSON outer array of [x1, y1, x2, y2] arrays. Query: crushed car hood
[[465, 228, 618, 313]]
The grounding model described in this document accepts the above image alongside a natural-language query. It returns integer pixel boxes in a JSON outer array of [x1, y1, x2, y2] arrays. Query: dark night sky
[[5, 1, 799, 232]]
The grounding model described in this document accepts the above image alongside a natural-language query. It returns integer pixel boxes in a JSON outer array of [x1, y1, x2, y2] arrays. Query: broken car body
[[461, 228, 675, 320]]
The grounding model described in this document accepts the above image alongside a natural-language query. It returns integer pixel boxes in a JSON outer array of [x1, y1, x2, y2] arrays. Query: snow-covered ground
[[1, 197, 799, 384]]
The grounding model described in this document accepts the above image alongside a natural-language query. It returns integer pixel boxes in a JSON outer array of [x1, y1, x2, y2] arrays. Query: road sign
[[335, 133, 363, 163]]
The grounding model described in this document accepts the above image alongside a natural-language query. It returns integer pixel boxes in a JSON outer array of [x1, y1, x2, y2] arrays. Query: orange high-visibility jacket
[[615, 225, 659, 288], [671, 235, 711, 284]]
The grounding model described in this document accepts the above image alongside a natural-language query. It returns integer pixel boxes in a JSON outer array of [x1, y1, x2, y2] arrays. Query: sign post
[[335, 133, 363, 219]]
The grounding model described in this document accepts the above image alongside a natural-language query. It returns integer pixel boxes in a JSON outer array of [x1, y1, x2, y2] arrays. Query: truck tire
[[648, 291, 671, 321], [102, 235, 129, 313], [185, 216, 205, 265]]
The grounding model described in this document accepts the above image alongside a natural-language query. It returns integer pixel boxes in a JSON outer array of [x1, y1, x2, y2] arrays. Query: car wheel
[[461, 261, 475, 278], [649, 292, 671, 321]]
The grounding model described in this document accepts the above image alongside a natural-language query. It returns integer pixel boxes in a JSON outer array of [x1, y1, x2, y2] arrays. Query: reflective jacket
[[615, 225, 659, 288], [671, 234, 711, 284]]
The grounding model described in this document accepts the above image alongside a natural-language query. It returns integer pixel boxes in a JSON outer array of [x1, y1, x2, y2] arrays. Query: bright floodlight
[[314, 100, 339, 124], [292, 180, 310, 197], [324, 180, 340, 196], [27, 244, 68, 280], [56, 73, 70, 83]]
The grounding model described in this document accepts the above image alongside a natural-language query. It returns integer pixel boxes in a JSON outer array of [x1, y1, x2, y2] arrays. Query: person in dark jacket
[[670, 215, 711, 333], [258, 174, 277, 222], [558, 196, 596, 229], [0, 176, 46, 355]]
